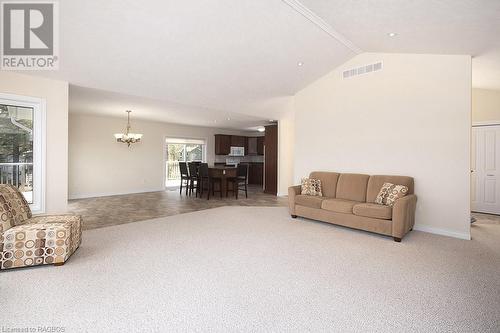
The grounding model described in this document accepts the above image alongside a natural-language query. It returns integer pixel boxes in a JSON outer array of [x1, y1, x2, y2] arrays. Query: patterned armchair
[[0, 184, 82, 270]]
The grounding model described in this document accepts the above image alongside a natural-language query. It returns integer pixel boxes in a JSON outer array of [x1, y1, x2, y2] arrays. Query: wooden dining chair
[[227, 164, 248, 199], [179, 162, 190, 195], [198, 163, 210, 200], [187, 162, 199, 197]]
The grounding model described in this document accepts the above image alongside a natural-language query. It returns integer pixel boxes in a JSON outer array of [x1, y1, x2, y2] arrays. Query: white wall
[[0, 72, 69, 213], [278, 109, 295, 196], [294, 53, 471, 239], [69, 113, 253, 198], [472, 88, 500, 122]]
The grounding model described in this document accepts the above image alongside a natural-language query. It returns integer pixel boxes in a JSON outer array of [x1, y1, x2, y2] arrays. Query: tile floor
[[68, 185, 287, 230]]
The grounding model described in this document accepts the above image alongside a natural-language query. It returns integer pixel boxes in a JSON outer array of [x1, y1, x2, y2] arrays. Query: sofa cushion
[[301, 177, 323, 196], [367, 175, 414, 203], [336, 173, 370, 202], [321, 199, 358, 214], [353, 203, 393, 220], [309, 172, 340, 198], [295, 195, 324, 209]]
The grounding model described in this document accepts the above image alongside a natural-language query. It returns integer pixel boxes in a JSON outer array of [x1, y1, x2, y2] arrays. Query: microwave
[[229, 146, 245, 156]]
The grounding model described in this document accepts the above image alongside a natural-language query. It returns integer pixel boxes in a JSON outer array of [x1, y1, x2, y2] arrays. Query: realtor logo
[[1, 1, 59, 70]]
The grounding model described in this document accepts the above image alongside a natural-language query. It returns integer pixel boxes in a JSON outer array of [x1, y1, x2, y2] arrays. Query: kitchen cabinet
[[247, 137, 258, 155], [245, 136, 264, 156], [230, 135, 246, 148], [215, 134, 264, 156], [215, 134, 231, 155], [248, 163, 263, 185], [257, 136, 264, 155], [264, 125, 278, 195]]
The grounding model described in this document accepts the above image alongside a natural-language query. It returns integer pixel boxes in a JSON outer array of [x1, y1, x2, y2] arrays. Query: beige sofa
[[288, 172, 417, 242]]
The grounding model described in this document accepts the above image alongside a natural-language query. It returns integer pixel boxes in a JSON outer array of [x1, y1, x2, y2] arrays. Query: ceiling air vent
[[342, 62, 383, 79]]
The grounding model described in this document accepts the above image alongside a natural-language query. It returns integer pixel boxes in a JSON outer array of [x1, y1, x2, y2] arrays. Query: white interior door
[[471, 125, 500, 214]]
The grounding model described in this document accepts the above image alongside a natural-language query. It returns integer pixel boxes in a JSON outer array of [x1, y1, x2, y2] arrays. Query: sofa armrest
[[288, 185, 301, 215], [392, 194, 417, 239]]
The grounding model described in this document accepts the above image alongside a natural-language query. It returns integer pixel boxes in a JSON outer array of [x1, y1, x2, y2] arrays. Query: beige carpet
[[2, 207, 500, 332]]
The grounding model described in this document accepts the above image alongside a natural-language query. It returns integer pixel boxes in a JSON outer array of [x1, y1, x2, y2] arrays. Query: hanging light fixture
[[114, 110, 143, 147]]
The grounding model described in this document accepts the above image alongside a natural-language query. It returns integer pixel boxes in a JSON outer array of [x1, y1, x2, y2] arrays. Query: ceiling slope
[[299, 0, 500, 90]]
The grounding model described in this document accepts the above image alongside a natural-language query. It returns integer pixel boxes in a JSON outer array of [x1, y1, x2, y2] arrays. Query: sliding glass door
[[165, 138, 206, 187], [0, 94, 45, 213]]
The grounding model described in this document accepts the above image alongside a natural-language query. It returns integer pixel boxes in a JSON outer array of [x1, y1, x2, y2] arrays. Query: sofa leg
[[291, 215, 297, 218], [54, 262, 65, 266], [393, 237, 402, 242]]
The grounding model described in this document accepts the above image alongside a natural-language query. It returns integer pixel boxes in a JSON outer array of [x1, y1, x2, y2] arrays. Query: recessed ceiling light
[[257, 127, 265, 132], [214, 120, 217, 123], [387, 32, 398, 37], [297, 61, 303, 67], [227, 117, 231, 121]]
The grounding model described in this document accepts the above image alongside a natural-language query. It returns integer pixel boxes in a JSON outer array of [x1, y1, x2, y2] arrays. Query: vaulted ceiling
[[31, 0, 500, 129], [298, 0, 500, 90]]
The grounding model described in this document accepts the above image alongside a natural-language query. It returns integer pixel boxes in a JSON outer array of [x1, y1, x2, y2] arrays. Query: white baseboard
[[413, 224, 471, 240], [69, 188, 165, 200]]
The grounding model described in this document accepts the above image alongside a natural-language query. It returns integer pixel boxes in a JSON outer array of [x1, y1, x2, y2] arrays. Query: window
[[0, 93, 45, 213], [165, 137, 206, 187]]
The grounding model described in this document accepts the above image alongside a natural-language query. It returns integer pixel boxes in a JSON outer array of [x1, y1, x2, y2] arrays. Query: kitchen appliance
[[229, 146, 245, 156], [225, 157, 239, 167]]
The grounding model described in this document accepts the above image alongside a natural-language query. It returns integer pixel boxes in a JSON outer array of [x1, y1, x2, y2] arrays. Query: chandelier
[[114, 110, 143, 147]]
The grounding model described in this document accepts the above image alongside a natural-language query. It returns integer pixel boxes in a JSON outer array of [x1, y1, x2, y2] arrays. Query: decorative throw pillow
[[375, 182, 409, 207], [375, 182, 393, 205], [385, 184, 409, 207], [0, 193, 14, 233], [301, 178, 323, 197]]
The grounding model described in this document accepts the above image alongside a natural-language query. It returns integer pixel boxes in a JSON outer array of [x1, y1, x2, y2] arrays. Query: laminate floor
[[68, 185, 287, 230]]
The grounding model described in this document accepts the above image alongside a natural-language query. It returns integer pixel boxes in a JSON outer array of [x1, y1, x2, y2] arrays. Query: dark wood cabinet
[[264, 125, 278, 195], [247, 137, 258, 155], [215, 134, 264, 156], [230, 135, 246, 147], [248, 163, 263, 185], [215, 134, 231, 155], [257, 136, 264, 155], [247, 136, 264, 155]]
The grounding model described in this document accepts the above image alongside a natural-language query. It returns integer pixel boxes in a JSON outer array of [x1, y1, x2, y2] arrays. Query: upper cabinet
[[247, 137, 258, 155], [215, 134, 231, 155], [230, 135, 246, 147], [247, 137, 264, 155], [257, 136, 264, 155], [215, 134, 264, 155]]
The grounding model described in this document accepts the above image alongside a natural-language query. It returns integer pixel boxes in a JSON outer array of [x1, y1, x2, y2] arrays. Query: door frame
[[0, 92, 46, 214], [472, 121, 500, 127], [471, 121, 500, 215]]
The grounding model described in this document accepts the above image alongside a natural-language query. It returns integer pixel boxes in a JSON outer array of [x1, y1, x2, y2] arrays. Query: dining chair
[[198, 163, 210, 200], [227, 164, 248, 199], [179, 162, 190, 195], [187, 162, 199, 197]]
